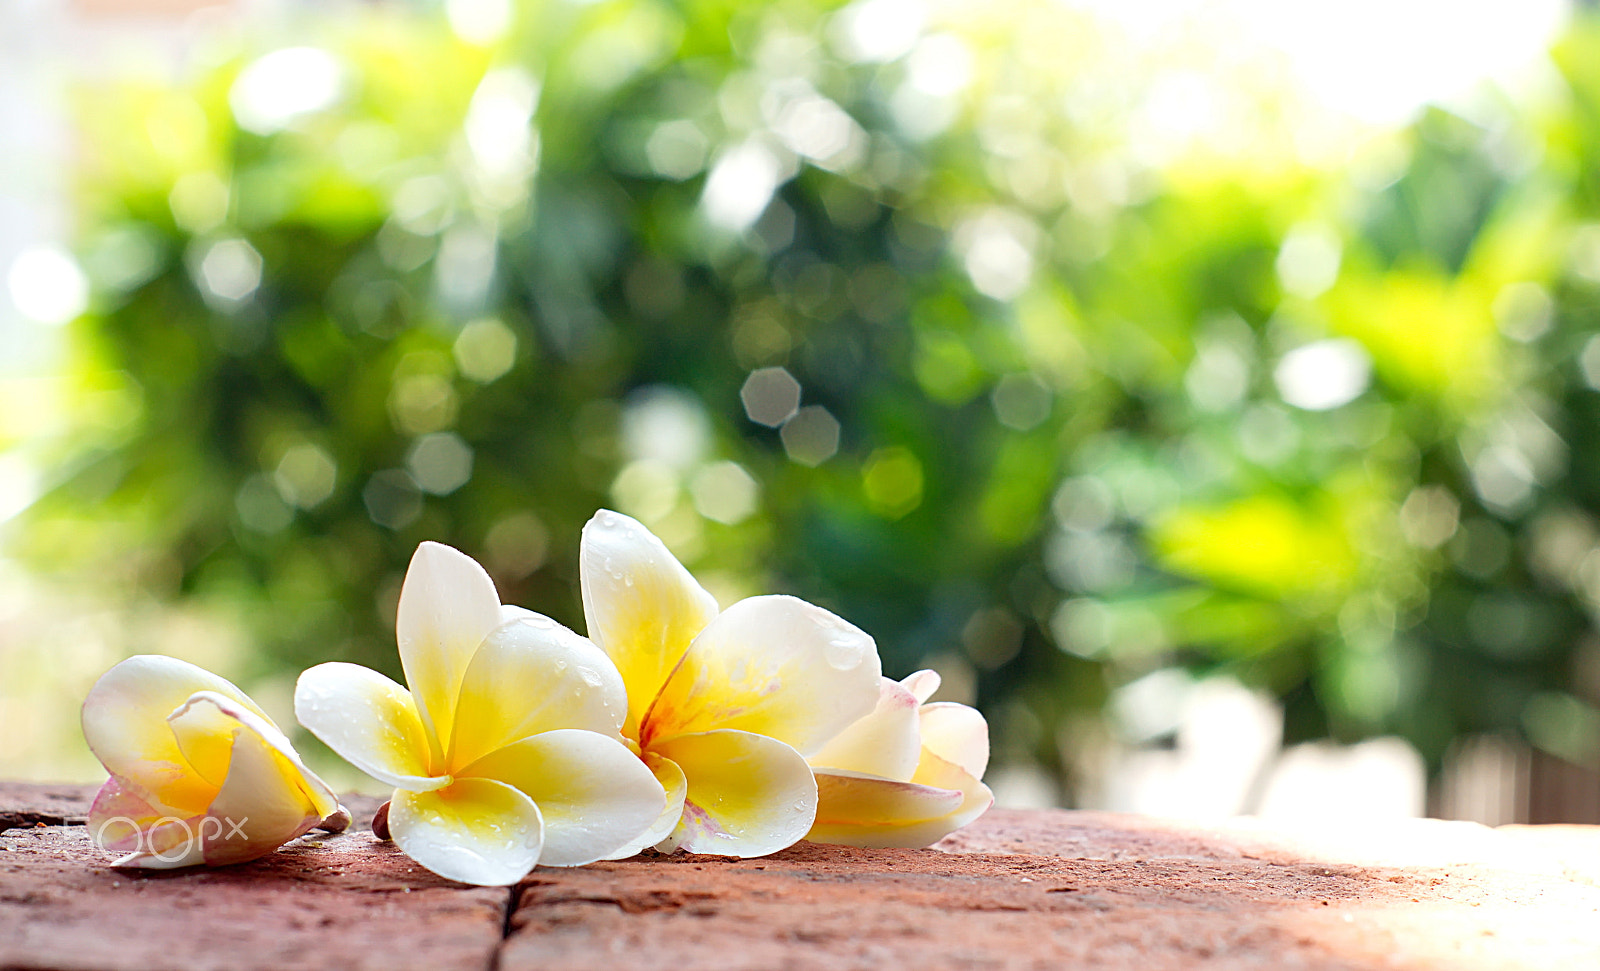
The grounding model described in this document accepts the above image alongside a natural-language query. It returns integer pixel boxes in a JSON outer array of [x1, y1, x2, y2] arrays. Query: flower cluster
[[82, 510, 992, 885]]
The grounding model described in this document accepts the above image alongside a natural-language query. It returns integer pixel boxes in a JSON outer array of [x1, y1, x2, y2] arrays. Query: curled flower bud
[[82, 656, 346, 869]]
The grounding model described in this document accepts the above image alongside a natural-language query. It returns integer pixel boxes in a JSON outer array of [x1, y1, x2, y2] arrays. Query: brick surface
[[4, 784, 1600, 970], [502, 810, 1600, 971], [0, 781, 94, 832], [0, 786, 505, 971]]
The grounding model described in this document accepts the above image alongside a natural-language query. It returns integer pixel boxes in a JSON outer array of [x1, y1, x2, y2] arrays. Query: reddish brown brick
[[5, 784, 1600, 971]]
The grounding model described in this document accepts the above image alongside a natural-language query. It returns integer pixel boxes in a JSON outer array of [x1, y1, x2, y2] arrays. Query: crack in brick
[[9, 787, 1600, 971], [488, 880, 524, 971], [0, 812, 83, 834]]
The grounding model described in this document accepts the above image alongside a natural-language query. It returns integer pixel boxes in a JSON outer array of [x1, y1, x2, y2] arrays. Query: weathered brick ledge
[[3, 781, 1598, 970]]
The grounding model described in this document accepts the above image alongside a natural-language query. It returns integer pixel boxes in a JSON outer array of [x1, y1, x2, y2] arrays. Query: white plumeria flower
[[806, 669, 993, 848], [82, 655, 348, 869], [294, 541, 665, 886], [579, 509, 882, 858]]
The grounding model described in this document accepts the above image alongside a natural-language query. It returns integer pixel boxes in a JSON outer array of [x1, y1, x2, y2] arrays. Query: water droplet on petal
[[824, 634, 864, 670]]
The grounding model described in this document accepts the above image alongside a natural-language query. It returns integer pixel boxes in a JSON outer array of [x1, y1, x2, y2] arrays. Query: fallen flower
[[295, 541, 665, 886], [806, 670, 993, 848], [580, 509, 882, 858], [82, 655, 348, 869]]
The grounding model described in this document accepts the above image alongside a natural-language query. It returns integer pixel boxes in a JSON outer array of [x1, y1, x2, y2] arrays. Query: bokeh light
[[4, 0, 1599, 826]]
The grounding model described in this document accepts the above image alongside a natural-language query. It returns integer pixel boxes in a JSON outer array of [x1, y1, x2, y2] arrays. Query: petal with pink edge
[[807, 676, 922, 782], [81, 655, 269, 817], [901, 669, 941, 705], [87, 778, 204, 868]]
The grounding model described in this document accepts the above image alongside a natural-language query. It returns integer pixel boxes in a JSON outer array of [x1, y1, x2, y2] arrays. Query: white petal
[[918, 702, 989, 779], [184, 695, 326, 865], [807, 677, 922, 782], [165, 692, 244, 789], [901, 669, 941, 704], [580, 509, 719, 738], [500, 604, 539, 624], [389, 777, 544, 886], [171, 690, 341, 824], [81, 655, 271, 816], [397, 541, 504, 763], [446, 617, 628, 769], [644, 595, 881, 757], [601, 751, 687, 860], [459, 730, 664, 866], [294, 662, 449, 791]]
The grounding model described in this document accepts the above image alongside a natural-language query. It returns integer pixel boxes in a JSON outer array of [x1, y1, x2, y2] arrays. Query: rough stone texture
[[4, 783, 1600, 970], [0, 787, 504, 971], [0, 781, 93, 833], [503, 811, 1600, 971]]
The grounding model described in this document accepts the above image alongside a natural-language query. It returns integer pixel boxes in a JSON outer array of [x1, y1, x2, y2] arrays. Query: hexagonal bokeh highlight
[[780, 405, 840, 467], [406, 431, 475, 495], [740, 366, 801, 427]]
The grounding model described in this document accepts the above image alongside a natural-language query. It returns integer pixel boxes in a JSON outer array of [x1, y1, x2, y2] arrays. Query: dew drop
[[823, 634, 864, 670]]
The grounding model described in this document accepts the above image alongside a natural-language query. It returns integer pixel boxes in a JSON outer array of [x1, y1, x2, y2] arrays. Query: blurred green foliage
[[26, 0, 1600, 792]]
